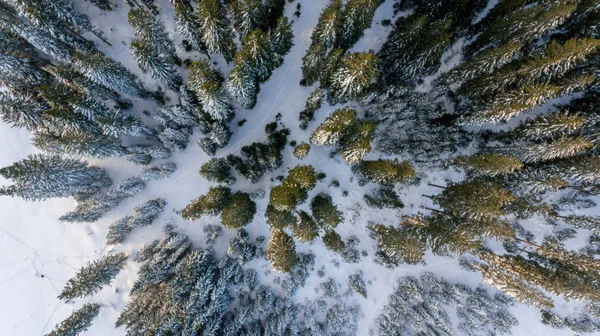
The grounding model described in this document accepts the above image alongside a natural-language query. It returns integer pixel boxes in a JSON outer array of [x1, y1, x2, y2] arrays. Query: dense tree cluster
[[182, 186, 257, 229]]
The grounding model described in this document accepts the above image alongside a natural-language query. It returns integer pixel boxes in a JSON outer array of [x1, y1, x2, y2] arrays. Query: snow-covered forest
[[1, 0, 600, 335]]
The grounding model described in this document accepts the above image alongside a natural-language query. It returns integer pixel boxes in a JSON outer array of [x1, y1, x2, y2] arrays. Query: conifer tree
[[226, 63, 258, 109], [310, 193, 343, 229], [311, 0, 343, 48], [200, 158, 235, 185], [265, 204, 297, 229], [328, 52, 378, 103], [293, 210, 319, 243], [238, 30, 276, 82], [431, 180, 515, 222], [73, 52, 147, 97], [32, 130, 128, 160], [174, 3, 206, 52], [270, 16, 294, 66], [46, 303, 101, 336], [294, 142, 310, 159], [355, 159, 415, 184], [196, 0, 236, 62], [269, 165, 318, 211], [229, 0, 263, 40], [141, 163, 177, 181], [0, 54, 49, 89], [339, 120, 375, 164], [311, 108, 357, 146], [188, 60, 234, 122], [0, 154, 112, 201], [221, 191, 257, 229], [453, 154, 524, 176], [299, 88, 323, 130], [266, 229, 297, 272], [339, 0, 381, 49], [130, 40, 182, 89], [59, 253, 128, 301], [300, 43, 327, 86], [182, 186, 232, 220], [322, 229, 345, 253], [128, 8, 176, 57], [368, 222, 425, 265], [364, 186, 404, 209], [0, 91, 46, 130], [445, 41, 523, 83], [506, 110, 586, 140], [319, 48, 345, 89]]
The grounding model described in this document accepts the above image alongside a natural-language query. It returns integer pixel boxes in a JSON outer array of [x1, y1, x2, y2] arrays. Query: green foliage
[[364, 186, 404, 209], [292, 211, 319, 243], [299, 88, 323, 130], [356, 159, 415, 184], [311, 108, 357, 146], [328, 52, 378, 103], [221, 192, 257, 229], [46, 303, 101, 336], [181, 186, 232, 220], [453, 154, 524, 176], [199, 158, 235, 185], [310, 193, 343, 228], [196, 0, 236, 62], [265, 204, 297, 229], [294, 142, 311, 159], [266, 229, 297, 272], [323, 229, 345, 253], [368, 222, 425, 265], [59, 253, 128, 301]]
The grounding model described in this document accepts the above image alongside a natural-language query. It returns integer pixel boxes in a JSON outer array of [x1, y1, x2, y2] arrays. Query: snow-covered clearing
[[0, 0, 588, 335]]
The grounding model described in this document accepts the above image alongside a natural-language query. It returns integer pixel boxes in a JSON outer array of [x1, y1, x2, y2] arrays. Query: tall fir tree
[[46, 303, 101, 336], [196, 0, 236, 62], [188, 60, 234, 122], [266, 229, 297, 273], [59, 253, 128, 301]]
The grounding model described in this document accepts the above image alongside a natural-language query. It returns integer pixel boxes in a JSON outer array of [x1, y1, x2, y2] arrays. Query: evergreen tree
[[0, 154, 111, 201], [265, 204, 297, 229], [310, 193, 343, 229], [269, 165, 318, 211], [141, 163, 177, 181], [509, 136, 593, 163], [237, 30, 276, 82], [311, 108, 357, 146], [188, 60, 234, 122], [46, 303, 101, 336], [292, 210, 319, 243], [319, 48, 345, 89], [445, 41, 523, 83], [368, 222, 425, 265], [328, 52, 378, 103], [32, 130, 128, 160], [198, 122, 232, 156], [339, 0, 381, 49], [348, 271, 367, 298], [73, 52, 147, 97], [59, 253, 128, 301], [0, 91, 46, 130], [294, 142, 310, 159], [0, 54, 48, 88], [128, 8, 175, 57], [505, 110, 586, 140], [130, 40, 182, 89], [270, 16, 294, 66], [339, 120, 375, 164], [453, 154, 524, 176], [226, 63, 258, 109], [322, 229, 345, 253], [355, 159, 415, 184], [299, 88, 323, 130], [300, 43, 327, 86], [266, 229, 297, 273], [229, 0, 263, 40], [199, 158, 235, 185], [174, 3, 206, 52], [221, 191, 257, 229], [182, 186, 232, 220], [196, 0, 236, 62], [311, 0, 343, 48], [364, 186, 404, 209]]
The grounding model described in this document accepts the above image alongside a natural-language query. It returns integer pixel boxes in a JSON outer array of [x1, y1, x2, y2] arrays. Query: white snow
[[0, 1, 591, 336]]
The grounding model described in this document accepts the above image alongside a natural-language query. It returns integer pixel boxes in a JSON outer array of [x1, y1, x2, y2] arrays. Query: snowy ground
[[0, 0, 588, 335]]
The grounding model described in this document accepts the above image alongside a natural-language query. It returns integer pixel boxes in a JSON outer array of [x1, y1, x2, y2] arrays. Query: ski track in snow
[[0, 1, 590, 335]]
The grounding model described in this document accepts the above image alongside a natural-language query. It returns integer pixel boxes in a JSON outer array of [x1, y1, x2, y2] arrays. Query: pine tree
[[174, 3, 206, 52], [294, 143, 310, 159], [182, 186, 232, 220], [0, 91, 46, 130], [237, 30, 276, 82], [311, 108, 357, 146], [453, 154, 524, 176], [46, 303, 101, 336], [299, 88, 323, 130], [59, 253, 128, 301], [196, 0, 236, 62], [507, 110, 586, 140], [200, 158, 235, 185], [310, 193, 343, 229], [131, 40, 182, 89], [266, 229, 297, 272], [364, 186, 404, 209], [32, 130, 128, 159], [198, 122, 232, 156], [269, 165, 318, 211], [226, 63, 258, 109], [339, 120, 375, 164], [229, 0, 263, 40], [311, 0, 343, 48], [348, 271, 367, 298], [265, 204, 297, 229], [355, 159, 415, 184], [73, 52, 147, 97], [322, 229, 345, 253], [141, 163, 177, 181], [445, 41, 523, 83], [339, 0, 381, 49], [270, 16, 294, 66], [0, 54, 48, 88], [431, 180, 515, 222], [0, 154, 112, 201], [300, 42, 327, 86], [128, 8, 175, 57], [368, 222, 425, 265], [221, 192, 257, 229], [328, 52, 378, 103], [292, 210, 319, 243], [188, 60, 234, 122]]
